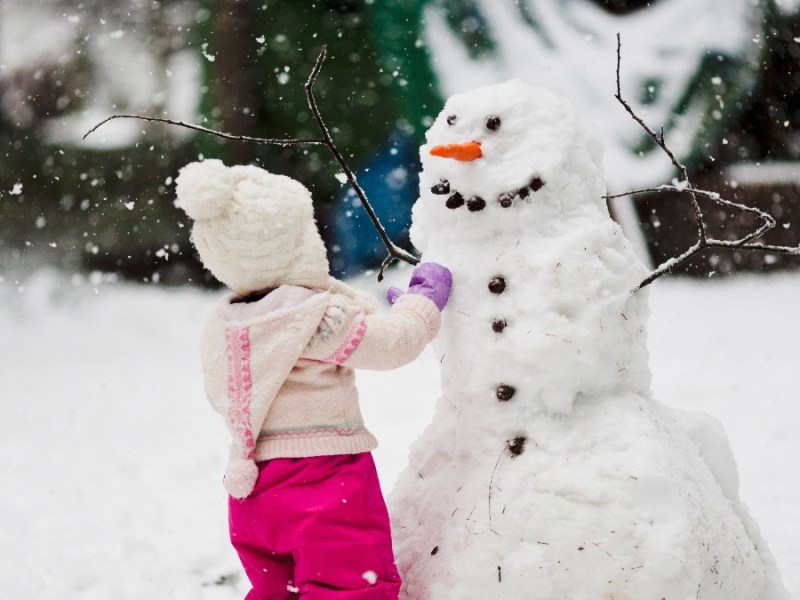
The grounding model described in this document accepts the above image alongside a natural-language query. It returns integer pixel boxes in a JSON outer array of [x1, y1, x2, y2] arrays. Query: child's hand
[[387, 262, 452, 311]]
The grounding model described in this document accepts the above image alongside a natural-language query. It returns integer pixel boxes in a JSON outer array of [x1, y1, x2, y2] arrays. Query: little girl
[[175, 159, 451, 600]]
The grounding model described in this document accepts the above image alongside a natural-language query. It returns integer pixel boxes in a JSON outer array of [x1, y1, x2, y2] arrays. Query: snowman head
[[414, 80, 608, 250]]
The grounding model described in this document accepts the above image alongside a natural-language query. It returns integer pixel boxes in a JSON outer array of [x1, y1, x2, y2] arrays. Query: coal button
[[431, 180, 450, 195], [508, 436, 527, 456], [492, 319, 507, 333], [496, 385, 516, 401], [445, 192, 464, 209], [488, 276, 506, 294], [467, 196, 486, 212]]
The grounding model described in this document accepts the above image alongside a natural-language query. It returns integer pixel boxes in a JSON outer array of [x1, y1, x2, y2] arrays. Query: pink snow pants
[[228, 452, 401, 600]]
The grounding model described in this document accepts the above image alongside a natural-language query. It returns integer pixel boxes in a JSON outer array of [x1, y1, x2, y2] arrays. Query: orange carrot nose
[[429, 141, 483, 162]]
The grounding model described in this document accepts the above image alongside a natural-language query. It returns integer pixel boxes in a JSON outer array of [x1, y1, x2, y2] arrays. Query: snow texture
[[389, 80, 788, 599], [0, 268, 798, 598]]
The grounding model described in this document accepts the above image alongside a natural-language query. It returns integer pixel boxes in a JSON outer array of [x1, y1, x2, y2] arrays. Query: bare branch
[[83, 45, 419, 275], [379, 254, 398, 283], [637, 241, 705, 289], [611, 34, 798, 289], [615, 34, 706, 245], [638, 237, 800, 289], [605, 185, 775, 232], [82, 114, 326, 146], [615, 35, 688, 183], [303, 46, 419, 272], [735, 242, 800, 255]]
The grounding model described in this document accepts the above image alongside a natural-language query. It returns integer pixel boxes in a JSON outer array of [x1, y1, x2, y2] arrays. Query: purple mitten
[[387, 262, 452, 311], [386, 286, 404, 305]]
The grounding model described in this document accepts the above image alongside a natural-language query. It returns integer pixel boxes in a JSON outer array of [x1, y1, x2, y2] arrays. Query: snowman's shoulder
[[667, 407, 741, 502]]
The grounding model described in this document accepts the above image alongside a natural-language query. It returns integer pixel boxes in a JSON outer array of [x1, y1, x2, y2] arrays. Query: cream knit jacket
[[200, 283, 441, 497]]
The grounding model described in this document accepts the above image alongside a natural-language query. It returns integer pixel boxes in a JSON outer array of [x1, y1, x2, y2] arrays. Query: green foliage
[[369, 0, 443, 141], [197, 0, 399, 206], [0, 133, 203, 284]]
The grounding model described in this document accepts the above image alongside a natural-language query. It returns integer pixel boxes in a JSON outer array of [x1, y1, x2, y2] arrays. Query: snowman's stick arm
[[611, 34, 799, 289], [637, 237, 800, 289], [83, 46, 420, 279], [623, 184, 797, 289], [82, 115, 327, 146], [606, 185, 775, 244], [613, 34, 706, 246], [303, 46, 420, 276]]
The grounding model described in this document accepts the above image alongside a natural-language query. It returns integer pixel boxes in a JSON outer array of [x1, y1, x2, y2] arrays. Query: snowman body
[[389, 81, 786, 599]]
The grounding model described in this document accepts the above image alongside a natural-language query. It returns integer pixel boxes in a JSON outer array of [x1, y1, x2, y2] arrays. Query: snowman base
[[390, 391, 786, 600]]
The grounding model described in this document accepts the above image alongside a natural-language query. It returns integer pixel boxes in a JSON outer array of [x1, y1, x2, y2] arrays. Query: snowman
[[388, 80, 787, 599]]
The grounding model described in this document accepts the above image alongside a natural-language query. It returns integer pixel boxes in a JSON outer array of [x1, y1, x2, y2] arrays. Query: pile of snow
[[0, 268, 798, 598]]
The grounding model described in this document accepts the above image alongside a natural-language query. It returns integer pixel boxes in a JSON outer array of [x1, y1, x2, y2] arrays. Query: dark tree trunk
[[209, 0, 261, 165]]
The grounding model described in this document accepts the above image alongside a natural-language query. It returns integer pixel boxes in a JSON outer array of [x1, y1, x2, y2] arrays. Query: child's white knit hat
[[175, 159, 330, 295]]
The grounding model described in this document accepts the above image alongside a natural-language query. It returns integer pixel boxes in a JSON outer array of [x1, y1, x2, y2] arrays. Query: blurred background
[[1, 0, 799, 285]]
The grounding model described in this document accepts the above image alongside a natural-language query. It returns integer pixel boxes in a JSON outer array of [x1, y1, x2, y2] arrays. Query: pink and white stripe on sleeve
[[322, 315, 367, 365]]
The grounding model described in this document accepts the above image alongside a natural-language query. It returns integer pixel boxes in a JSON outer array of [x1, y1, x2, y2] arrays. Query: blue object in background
[[329, 131, 420, 277]]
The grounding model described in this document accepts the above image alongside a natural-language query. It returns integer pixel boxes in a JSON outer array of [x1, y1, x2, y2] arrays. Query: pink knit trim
[[224, 327, 255, 459], [322, 315, 367, 364]]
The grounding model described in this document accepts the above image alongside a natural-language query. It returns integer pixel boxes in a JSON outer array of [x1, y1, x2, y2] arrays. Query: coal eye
[[446, 114, 457, 126], [485, 115, 501, 131]]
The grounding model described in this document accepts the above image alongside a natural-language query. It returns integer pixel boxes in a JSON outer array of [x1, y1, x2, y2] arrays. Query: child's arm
[[344, 294, 441, 370], [326, 276, 380, 314], [303, 263, 451, 370]]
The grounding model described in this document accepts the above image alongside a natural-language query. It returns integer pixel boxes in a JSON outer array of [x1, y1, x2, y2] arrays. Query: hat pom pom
[[175, 159, 233, 221], [223, 458, 259, 499]]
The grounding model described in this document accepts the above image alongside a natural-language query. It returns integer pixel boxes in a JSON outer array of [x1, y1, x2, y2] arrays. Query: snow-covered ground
[[0, 268, 797, 598]]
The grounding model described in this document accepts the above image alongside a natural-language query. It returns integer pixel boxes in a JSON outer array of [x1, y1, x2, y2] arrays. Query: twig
[[487, 445, 506, 530], [82, 115, 326, 146], [302, 46, 419, 278], [614, 35, 705, 245], [83, 45, 419, 279], [611, 34, 798, 289]]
